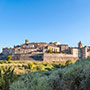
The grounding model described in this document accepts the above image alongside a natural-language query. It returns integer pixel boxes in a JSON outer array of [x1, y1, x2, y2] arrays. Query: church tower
[[78, 41, 83, 48], [25, 39, 29, 44]]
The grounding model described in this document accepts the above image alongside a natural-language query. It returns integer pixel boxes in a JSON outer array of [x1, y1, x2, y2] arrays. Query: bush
[[10, 72, 53, 90], [36, 65, 45, 71], [22, 65, 28, 69], [0, 66, 4, 71], [8, 60, 13, 63], [3, 61, 8, 64], [47, 49, 52, 53], [80, 67, 90, 90], [0, 61, 4, 64], [0, 67, 18, 90], [28, 63, 34, 70], [7, 56, 12, 61], [53, 64, 61, 68]]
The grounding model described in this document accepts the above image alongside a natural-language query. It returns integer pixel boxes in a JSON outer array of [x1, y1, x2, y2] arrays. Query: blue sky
[[0, 0, 90, 51]]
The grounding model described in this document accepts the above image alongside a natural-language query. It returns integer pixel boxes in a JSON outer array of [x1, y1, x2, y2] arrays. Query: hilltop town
[[0, 40, 90, 61]]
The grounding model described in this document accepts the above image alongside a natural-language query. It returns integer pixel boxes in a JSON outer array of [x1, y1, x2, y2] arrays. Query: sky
[[0, 0, 90, 52]]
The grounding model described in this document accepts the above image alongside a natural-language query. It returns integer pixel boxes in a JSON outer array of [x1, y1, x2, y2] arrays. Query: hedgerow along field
[[1, 58, 90, 90]]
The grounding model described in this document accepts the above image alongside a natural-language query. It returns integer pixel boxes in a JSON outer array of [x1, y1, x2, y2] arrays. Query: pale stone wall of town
[[43, 53, 79, 61], [11, 53, 43, 61], [0, 53, 79, 61]]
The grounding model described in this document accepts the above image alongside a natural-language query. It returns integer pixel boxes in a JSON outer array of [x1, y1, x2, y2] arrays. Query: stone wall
[[12, 53, 43, 61], [43, 53, 79, 61], [0, 53, 79, 61], [0, 54, 9, 60]]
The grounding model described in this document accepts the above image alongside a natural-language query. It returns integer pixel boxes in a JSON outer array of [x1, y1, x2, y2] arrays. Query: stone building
[[42, 45, 60, 53], [58, 44, 69, 53], [2, 47, 14, 55]]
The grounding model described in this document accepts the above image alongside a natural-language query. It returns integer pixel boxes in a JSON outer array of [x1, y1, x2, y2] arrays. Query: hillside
[[0, 58, 90, 90], [10, 58, 90, 90]]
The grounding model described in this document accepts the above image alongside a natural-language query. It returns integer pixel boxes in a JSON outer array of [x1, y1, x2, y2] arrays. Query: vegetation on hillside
[[0, 58, 90, 90], [0, 60, 75, 90], [9, 57, 90, 90], [0, 66, 18, 90]]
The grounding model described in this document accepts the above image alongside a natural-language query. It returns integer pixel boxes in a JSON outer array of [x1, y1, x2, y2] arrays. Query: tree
[[7, 56, 12, 61], [48, 49, 52, 53], [28, 63, 34, 70]]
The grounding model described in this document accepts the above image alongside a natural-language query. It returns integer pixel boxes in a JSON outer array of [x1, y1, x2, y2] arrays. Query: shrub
[[43, 63, 49, 66], [45, 64, 53, 71], [0, 66, 4, 71], [7, 56, 12, 61], [80, 67, 90, 90], [28, 63, 34, 70], [22, 65, 28, 69], [53, 64, 61, 68], [0, 67, 18, 90], [47, 49, 52, 53], [3, 61, 8, 64], [36, 65, 45, 71], [8, 60, 13, 63], [10, 72, 53, 90], [0, 61, 4, 64]]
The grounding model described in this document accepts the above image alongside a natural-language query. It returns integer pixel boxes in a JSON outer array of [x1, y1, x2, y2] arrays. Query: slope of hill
[[10, 58, 90, 90]]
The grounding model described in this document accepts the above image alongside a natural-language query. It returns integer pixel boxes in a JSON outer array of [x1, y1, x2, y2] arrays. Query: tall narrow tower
[[78, 41, 83, 48], [25, 40, 29, 44]]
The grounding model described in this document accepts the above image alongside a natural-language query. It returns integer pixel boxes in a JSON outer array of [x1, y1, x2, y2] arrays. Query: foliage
[[28, 63, 34, 70], [6, 56, 12, 61], [53, 64, 61, 68], [0, 66, 18, 90], [10, 58, 90, 90], [36, 65, 45, 71], [8, 60, 13, 63], [0, 60, 76, 90], [65, 60, 73, 66], [47, 49, 52, 53]]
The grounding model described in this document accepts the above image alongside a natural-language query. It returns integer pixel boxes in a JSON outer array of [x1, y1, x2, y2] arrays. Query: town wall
[[0, 53, 79, 61], [43, 53, 79, 61], [11, 53, 43, 61]]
